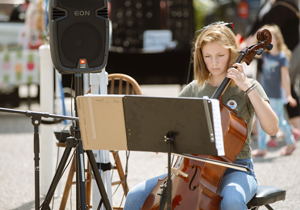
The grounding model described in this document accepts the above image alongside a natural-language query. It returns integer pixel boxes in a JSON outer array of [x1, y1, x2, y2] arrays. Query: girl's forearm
[[247, 89, 279, 136]]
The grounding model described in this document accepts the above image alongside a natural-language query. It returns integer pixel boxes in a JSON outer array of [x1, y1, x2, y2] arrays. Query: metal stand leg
[[41, 138, 75, 210], [41, 137, 112, 210], [76, 141, 87, 209], [87, 150, 112, 209], [32, 117, 40, 210]]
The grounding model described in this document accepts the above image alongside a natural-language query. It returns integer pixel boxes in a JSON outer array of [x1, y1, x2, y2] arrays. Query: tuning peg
[[255, 48, 264, 55], [267, 43, 273, 51]]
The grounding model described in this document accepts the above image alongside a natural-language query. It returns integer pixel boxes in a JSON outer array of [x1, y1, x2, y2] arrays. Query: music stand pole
[[165, 133, 174, 210], [157, 132, 174, 210]]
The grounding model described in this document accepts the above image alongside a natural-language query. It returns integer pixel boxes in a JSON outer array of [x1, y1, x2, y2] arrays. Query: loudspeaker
[[48, 0, 109, 74]]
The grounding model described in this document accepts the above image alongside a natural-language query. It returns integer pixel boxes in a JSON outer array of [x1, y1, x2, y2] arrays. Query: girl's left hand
[[226, 63, 252, 91]]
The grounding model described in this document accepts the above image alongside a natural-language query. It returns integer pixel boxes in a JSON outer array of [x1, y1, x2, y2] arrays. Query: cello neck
[[211, 52, 246, 99]]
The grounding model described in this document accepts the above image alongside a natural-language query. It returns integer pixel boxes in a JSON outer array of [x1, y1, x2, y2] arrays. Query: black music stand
[[76, 95, 225, 210], [124, 96, 223, 210], [122, 95, 222, 155]]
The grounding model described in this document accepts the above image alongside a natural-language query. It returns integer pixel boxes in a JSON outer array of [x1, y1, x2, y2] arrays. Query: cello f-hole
[[189, 165, 198, 191]]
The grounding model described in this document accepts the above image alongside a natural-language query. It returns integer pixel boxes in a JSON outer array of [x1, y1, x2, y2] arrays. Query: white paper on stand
[[209, 99, 225, 156]]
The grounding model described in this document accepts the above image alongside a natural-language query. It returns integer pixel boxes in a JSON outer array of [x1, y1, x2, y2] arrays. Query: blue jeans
[[123, 158, 257, 210], [257, 98, 295, 150]]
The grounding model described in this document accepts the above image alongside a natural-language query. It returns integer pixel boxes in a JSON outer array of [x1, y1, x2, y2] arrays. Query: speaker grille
[[97, 8, 108, 18], [60, 23, 103, 67], [52, 8, 66, 20]]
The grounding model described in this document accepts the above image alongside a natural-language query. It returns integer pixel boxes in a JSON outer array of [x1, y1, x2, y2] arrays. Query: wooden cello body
[[141, 100, 248, 210], [141, 29, 273, 210]]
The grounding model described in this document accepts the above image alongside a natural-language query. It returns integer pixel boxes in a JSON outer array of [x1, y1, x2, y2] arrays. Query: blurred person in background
[[252, 24, 297, 157], [241, 0, 300, 139]]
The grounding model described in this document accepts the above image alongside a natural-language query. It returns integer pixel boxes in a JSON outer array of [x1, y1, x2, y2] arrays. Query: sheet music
[[209, 99, 225, 156]]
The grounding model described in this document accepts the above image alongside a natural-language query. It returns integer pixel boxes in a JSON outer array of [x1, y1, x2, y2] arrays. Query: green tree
[[193, 0, 216, 31]]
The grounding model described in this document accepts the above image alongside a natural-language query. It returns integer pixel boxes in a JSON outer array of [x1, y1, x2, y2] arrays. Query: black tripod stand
[[41, 74, 112, 210], [0, 74, 112, 210], [0, 107, 79, 210]]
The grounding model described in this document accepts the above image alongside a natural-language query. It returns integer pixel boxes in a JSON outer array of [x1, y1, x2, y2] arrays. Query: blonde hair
[[261, 24, 291, 60], [193, 24, 239, 86]]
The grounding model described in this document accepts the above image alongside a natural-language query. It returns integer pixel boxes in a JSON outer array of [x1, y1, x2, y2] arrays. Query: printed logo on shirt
[[227, 100, 237, 109]]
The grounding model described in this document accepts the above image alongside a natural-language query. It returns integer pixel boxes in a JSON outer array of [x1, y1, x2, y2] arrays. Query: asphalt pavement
[[0, 84, 299, 210]]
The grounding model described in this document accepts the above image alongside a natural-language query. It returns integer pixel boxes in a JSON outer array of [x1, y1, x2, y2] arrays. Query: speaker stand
[[41, 74, 112, 210]]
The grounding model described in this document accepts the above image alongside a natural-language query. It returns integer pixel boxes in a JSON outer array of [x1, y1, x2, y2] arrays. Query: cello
[[141, 29, 273, 210]]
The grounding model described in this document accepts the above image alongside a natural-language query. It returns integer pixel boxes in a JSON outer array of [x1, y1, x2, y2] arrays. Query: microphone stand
[[0, 75, 112, 210], [0, 107, 77, 210]]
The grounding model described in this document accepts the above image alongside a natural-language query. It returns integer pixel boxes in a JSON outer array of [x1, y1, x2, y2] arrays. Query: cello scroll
[[242, 28, 273, 65], [211, 28, 273, 99]]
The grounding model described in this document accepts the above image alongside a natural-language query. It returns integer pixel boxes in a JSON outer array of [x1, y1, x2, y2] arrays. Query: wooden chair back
[[86, 73, 142, 201], [87, 73, 142, 95], [108, 73, 142, 95]]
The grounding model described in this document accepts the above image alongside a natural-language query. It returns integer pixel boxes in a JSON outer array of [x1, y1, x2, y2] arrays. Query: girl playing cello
[[123, 23, 279, 210]]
